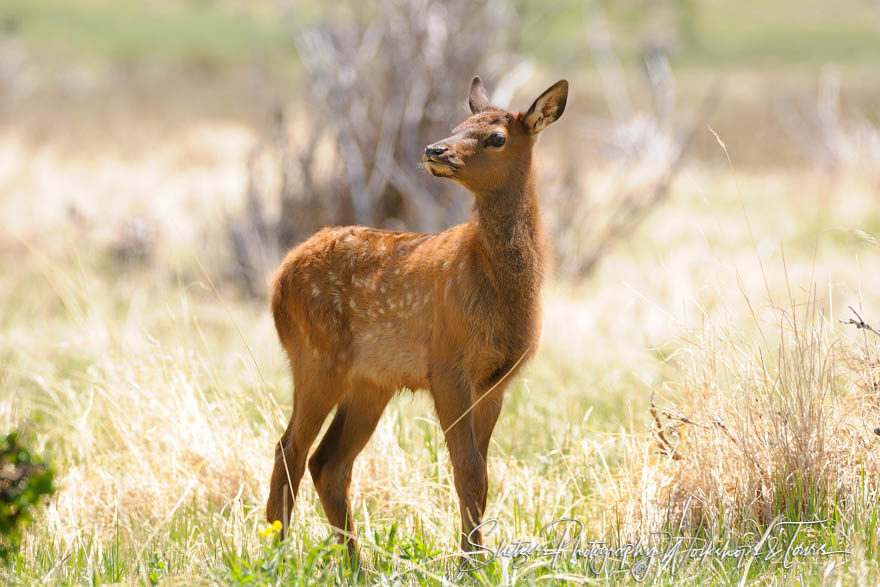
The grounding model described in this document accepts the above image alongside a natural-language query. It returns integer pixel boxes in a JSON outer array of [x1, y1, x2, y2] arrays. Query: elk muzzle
[[423, 141, 459, 177]]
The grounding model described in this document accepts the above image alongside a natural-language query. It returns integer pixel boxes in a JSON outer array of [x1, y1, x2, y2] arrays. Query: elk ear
[[468, 76, 490, 114], [523, 80, 568, 134]]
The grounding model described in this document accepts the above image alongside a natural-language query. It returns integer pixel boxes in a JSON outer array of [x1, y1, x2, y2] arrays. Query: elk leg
[[308, 383, 393, 563], [472, 391, 504, 514], [431, 371, 488, 553], [267, 374, 341, 536]]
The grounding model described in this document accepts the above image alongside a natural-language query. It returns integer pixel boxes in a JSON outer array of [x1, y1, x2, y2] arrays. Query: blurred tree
[[226, 0, 530, 293], [224, 0, 714, 292]]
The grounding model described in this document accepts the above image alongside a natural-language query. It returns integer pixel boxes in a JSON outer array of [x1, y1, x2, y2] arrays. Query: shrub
[[0, 432, 55, 562]]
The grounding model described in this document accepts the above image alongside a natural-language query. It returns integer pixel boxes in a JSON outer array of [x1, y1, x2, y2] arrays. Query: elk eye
[[485, 133, 506, 148]]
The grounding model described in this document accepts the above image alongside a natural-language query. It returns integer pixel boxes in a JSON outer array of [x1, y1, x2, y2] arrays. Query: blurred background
[[1, 1, 880, 580], [2, 0, 878, 294], [3, 0, 880, 439], [1, 0, 879, 441]]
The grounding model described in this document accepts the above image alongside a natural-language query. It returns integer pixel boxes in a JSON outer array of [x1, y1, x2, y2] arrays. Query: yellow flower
[[259, 520, 284, 538]]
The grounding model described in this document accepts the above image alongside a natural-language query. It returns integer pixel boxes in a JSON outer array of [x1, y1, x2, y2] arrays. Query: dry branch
[[839, 306, 880, 338]]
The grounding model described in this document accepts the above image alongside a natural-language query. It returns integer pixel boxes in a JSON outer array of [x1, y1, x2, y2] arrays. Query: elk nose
[[424, 145, 448, 158]]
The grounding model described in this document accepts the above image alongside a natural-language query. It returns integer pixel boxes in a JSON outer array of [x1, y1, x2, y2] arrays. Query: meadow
[[1, 1, 880, 584]]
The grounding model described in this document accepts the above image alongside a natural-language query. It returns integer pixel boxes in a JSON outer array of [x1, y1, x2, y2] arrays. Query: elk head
[[423, 76, 569, 194]]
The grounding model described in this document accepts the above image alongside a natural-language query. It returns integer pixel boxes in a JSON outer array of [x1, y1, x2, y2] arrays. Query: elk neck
[[468, 152, 544, 290]]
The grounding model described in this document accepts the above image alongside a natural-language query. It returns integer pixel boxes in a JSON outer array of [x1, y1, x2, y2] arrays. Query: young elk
[[267, 76, 568, 558]]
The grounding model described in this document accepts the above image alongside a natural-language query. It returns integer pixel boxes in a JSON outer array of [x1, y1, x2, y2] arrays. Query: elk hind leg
[[308, 382, 393, 562], [267, 370, 342, 536]]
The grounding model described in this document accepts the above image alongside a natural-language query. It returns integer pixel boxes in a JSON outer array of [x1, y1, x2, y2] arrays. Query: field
[[2, 1, 880, 584]]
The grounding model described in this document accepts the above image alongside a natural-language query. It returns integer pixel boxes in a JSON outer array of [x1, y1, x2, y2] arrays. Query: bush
[[0, 433, 55, 562]]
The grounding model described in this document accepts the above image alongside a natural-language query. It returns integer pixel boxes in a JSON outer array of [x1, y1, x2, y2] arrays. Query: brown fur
[[266, 76, 569, 558]]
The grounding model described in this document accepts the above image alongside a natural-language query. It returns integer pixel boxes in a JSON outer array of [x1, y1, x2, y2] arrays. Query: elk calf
[[267, 76, 568, 557]]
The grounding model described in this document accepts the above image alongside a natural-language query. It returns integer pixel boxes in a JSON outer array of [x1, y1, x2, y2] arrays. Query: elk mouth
[[422, 156, 459, 178]]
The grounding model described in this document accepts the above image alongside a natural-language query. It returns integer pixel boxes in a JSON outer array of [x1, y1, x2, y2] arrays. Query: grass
[[678, 0, 880, 69], [2, 11, 880, 577], [2, 128, 880, 583], [0, 0, 296, 69], [533, 0, 880, 70], [2, 0, 879, 71]]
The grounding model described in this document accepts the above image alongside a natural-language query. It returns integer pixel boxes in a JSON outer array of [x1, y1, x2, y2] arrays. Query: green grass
[[2, 0, 878, 71], [526, 0, 880, 70], [0, 0, 296, 68], [686, 0, 880, 68]]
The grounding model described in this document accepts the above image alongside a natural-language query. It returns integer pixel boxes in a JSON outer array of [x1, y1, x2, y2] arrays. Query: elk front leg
[[430, 369, 488, 553], [472, 390, 504, 516]]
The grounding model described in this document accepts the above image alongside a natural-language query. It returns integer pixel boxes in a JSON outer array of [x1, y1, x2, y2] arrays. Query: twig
[[839, 306, 880, 337], [650, 393, 682, 460], [662, 407, 706, 428]]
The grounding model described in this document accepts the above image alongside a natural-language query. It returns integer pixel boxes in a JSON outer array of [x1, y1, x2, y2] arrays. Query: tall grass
[[3, 235, 879, 583], [613, 281, 880, 580], [3, 70, 880, 582]]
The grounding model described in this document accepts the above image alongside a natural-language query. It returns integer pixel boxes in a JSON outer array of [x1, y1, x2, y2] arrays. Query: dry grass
[[2, 76, 880, 582], [617, 294, 880, 537]]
